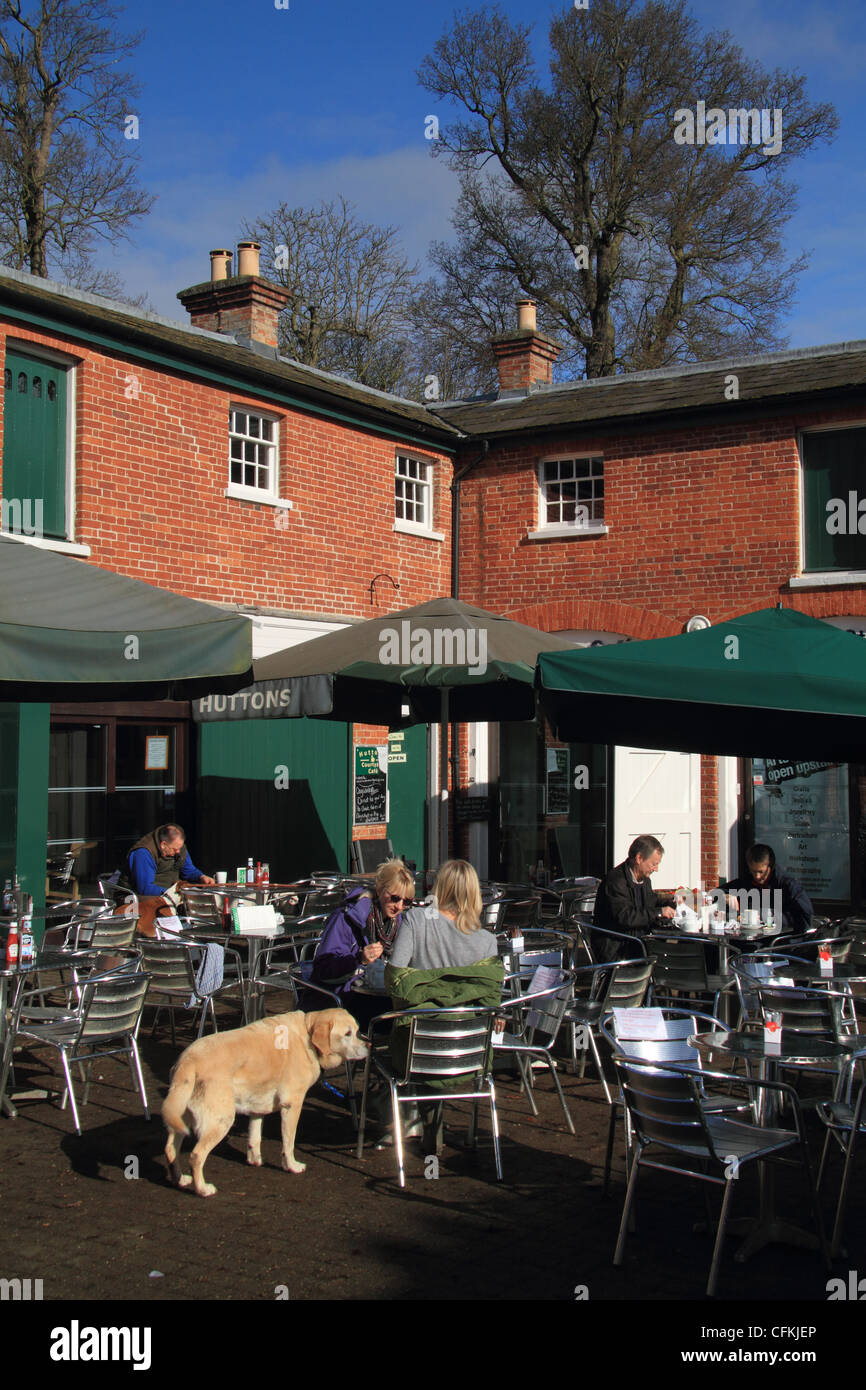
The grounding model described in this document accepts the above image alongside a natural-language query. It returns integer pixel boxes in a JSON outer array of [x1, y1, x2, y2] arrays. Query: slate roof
[[430, 341, 866, 439], [0, 266, 462, 447]]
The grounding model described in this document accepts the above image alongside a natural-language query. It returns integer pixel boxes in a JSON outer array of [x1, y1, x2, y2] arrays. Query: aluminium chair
[[6, 965, 151, 1133], [647, 935, 726, 1014], [138, 937, 246, 1042], [817, 1076, 866, 1256], [600, 1005, 747, 1193], [494, 968, 577, 1133], [612, 1056, 828, 1297], [356, 1005, 502, 1188], [565, 956, 655, 1102]]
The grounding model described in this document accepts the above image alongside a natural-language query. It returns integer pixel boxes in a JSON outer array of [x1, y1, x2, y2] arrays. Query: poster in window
[[753, 758, 849, 900], [145, 736, 169, 772], [354, 745, 388, 826], [546, 747, 570, 815]]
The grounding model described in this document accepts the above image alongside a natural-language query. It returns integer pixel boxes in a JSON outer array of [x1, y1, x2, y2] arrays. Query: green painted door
[[3, 348, 68, 539], [387, 724, 427, 870]]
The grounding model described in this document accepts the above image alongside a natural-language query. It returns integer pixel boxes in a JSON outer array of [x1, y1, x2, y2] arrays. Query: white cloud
[[103, 146, 460, 318]]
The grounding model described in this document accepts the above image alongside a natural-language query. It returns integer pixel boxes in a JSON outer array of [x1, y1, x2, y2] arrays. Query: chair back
[[596, 957, 654, 1011], [488, 897, 541, 932], [755, 981, 843, 1041], [87, 913, 139, 950], [403, 1008, 495, 1085], [730, 955, 780, 1022], [298, 887, 348, 919], [773, 935, 852, 964], [78, 970, 150, 1043], [602, 1006, 723, 1070], [649, 937, 709, 994], [523, 966, 574, 1042], [138, 938, 197, 993], [614, 1056, 713, 1155]]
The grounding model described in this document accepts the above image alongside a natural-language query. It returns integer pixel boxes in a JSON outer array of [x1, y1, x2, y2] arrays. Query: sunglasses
[[386, 894, 415, 906]]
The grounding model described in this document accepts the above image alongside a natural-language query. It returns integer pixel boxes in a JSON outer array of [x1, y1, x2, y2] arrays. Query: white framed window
[[227, 407, 289, 508], [529, 455, 607, 541], [394, 452, 443, 539]]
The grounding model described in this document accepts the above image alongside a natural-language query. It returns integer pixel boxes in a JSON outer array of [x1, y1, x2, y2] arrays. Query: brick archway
[[504, 598, 679, 641]]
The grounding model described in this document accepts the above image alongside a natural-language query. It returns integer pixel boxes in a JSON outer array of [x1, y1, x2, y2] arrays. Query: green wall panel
[[0, 702, 49, 919], [197, 718, 350, 880], [387, 723, 428, 870]]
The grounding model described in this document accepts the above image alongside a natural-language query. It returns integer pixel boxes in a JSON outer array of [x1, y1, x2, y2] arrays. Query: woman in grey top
[[389, 859, 498, 969]]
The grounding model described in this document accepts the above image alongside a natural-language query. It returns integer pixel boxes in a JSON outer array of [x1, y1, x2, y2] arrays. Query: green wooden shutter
[[2, 348, 68, 540], [802, 427, 866, 573]]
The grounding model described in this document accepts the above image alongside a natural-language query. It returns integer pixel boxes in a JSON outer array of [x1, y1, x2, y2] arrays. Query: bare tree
[[418, 0, 838, 379], [0, 0, 153, 279], [245, 197, 420, 395]]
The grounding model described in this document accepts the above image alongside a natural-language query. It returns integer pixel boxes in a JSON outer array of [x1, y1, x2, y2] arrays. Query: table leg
[[732, 1057, 821, 1260]]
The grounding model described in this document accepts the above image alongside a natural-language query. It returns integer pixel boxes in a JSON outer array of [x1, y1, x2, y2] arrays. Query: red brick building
[[0, 248, 459, 896], [435, 303, 866, 910]]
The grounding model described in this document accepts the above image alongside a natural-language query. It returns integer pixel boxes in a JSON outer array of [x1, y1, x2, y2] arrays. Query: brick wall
[[0, 323, 452, 619], [456, 408, 866, 631]]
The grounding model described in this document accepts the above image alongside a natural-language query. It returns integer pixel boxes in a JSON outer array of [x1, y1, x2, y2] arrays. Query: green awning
[[0, 536, 253, 700], [537, 607, 866, 757]]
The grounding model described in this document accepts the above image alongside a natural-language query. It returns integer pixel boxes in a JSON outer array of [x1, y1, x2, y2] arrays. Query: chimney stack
[[236, 240, 260, 277], [491, 298, 560, 395], [178, 242, 290, 351], [209, 248, 233, 281]]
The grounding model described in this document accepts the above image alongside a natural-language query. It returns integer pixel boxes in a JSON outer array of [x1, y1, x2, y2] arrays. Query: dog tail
[[161, 1058, 195, 1135]]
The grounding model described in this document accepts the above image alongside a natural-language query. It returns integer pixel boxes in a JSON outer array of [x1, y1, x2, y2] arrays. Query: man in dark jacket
[[719, 843, 813, 934], [119, 824, 214, 898], [593, 834, 676, 956]]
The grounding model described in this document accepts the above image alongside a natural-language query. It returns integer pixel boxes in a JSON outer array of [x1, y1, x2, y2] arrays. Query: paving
[[0, 997, 861, 1319]]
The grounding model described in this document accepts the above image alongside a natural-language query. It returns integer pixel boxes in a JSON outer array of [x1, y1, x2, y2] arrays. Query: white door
[[613, 746, 702, 890]]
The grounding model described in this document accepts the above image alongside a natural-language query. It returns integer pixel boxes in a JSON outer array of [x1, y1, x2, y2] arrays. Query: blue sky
[[98, 0, 866, 355]]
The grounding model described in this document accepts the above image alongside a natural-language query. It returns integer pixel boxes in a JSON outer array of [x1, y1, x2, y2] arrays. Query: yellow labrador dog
[[162, 1009, 368, 1197]]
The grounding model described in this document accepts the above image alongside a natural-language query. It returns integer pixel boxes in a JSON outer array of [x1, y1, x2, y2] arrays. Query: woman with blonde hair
[[311, 858, 415, 1027], [389, 859, 497, 970]]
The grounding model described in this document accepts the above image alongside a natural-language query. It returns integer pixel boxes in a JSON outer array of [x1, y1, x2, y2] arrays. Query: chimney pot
[[209, 249, 233, 282], [237, 240, 261, 278], [517, 298, 537, 332]]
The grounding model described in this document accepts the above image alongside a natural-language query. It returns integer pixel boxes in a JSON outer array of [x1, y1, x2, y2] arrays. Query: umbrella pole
[[439, 689, 449, 867]]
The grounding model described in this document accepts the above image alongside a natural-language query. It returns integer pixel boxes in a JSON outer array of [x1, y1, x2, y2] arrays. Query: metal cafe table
[[691, 1027, 858, 1260]]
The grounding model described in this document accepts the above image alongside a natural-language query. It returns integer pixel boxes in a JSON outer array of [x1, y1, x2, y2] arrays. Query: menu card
[[613, 1007, 666, 1040]]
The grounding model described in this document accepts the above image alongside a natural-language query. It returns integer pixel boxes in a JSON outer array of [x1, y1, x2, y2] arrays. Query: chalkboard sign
[[546, 748, 570, 815], [354, 745, 387, 826]]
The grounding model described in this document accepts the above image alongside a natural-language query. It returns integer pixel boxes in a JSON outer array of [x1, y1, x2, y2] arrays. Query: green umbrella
[[253, 596, 572, 724], [253, 596, 573, 860], [537, 606, 866, 757], [0, 535, 252, 699]]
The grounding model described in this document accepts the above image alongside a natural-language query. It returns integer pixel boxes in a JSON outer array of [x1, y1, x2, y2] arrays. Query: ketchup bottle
[[5, 921, 19, 969]]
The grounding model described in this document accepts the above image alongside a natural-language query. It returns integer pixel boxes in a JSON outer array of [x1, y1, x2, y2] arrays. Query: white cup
[[215, 871, 228, 884]]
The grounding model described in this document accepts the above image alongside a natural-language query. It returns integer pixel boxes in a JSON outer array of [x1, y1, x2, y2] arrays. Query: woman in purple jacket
[[310, 859, 416, 1027]]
